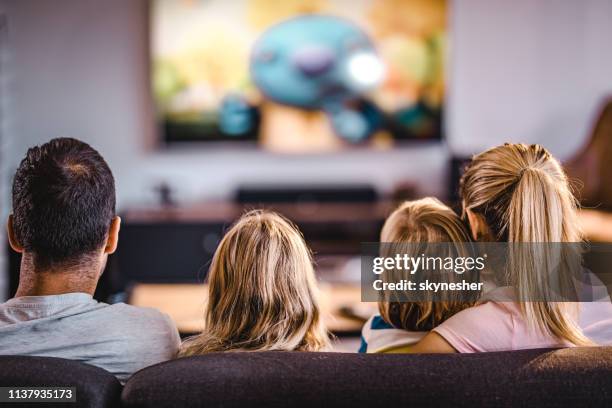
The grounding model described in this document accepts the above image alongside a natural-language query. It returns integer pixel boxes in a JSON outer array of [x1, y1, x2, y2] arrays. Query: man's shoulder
[[98, 303, 180, 353], [101, 303, 176, 329]]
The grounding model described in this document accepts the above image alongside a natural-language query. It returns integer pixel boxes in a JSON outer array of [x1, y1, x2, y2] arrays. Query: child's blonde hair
[[378, 197, 479, 330], [179, 210, 329, 356], [460, 143, 592, 346]]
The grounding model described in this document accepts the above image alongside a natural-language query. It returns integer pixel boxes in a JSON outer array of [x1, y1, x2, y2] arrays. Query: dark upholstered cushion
[[122, 347, 612, 408], [0, 355, 122, 408]]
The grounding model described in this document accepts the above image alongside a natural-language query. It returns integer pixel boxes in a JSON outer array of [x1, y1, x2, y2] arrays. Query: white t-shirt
[[359, 315, 426, 353]]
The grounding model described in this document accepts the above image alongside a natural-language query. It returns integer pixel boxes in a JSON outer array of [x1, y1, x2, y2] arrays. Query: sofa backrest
[[122, 347, 612, 408], [0, 355, 122, 408]]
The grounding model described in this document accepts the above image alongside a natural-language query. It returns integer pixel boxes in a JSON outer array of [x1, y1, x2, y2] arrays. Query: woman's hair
[[179, 210, 329, 356], [460, 143, 592, 345], [378, 197, 479, 331]]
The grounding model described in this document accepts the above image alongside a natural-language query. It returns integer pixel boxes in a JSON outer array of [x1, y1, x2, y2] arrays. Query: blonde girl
[[360, 197, 480, 353], [408, 143, 612, 353], [179, 210, 329, 355]]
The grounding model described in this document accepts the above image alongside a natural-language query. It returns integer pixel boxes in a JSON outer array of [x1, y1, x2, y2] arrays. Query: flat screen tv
[[151, 0, 446, 152]]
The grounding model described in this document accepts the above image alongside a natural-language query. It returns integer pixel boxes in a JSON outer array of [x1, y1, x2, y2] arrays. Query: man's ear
[[465, 209, 488, 241], [7, 215, 24, 253], [104, 216, 121, 254]]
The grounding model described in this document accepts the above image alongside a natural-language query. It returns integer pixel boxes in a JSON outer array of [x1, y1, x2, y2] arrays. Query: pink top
[[433, 287, 612, 353]]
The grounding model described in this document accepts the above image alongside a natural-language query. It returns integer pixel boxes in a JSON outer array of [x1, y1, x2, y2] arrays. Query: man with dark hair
[[0, 138, 179, 383]]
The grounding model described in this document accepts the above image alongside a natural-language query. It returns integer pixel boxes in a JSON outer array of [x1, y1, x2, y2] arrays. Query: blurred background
[[1, 0, 611, 345]]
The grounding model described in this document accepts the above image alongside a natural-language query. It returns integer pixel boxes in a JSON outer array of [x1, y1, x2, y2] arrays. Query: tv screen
[[151, 0, 446, 152]]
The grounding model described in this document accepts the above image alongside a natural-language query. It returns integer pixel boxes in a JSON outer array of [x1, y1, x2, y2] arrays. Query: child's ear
[[7, 215, 24, 253], [465, 209, 488, 241]]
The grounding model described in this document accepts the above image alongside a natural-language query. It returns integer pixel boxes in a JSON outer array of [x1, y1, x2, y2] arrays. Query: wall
[[1, 0, 612, 297], [448, 0, 612, 158], [0, 3, 7, 298]]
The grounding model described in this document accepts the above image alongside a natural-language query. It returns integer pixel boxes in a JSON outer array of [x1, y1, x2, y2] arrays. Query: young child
[[359, 197, 480, 353], [179, 210, 329, 356]]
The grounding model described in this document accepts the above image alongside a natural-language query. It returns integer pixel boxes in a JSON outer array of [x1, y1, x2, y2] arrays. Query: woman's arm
[[379, 332, 457, 354]]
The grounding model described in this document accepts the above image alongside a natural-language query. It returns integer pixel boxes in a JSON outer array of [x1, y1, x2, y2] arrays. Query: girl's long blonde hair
[[460, 143, 592, 346], [179, 210, 329, 356], [378, 197, 479, 330]]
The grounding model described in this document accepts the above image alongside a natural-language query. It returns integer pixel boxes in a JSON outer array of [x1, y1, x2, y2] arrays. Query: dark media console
[[111, 186, 390, 285], [115, 205, 389, 284]]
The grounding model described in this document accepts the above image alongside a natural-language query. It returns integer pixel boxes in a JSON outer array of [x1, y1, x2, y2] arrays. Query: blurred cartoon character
[[249, 14, 385, 142], [219, 93, 260, 136]]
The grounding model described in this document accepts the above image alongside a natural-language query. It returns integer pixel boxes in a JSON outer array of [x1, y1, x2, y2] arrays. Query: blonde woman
[[407, 143, 612, 353], [359, 198, 481, 353], [179, 210, 329, 356]]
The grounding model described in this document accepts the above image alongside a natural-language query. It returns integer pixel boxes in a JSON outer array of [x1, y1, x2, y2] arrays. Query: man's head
[[8, 138, 120, 276]]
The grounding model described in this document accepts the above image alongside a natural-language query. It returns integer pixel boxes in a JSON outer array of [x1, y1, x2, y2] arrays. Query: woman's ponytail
[[508, 167, 591, 346], [461, 143, 593, 346]]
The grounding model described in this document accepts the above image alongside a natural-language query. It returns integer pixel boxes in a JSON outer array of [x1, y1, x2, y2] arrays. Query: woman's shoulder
[[443, 300, 517, 328], [440, 286, 522, 324], [432, 300, 517, 353]]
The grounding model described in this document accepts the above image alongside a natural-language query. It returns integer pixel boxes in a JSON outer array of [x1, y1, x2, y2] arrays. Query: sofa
[[0, 355, 122, 408], [2, 347, 612, 407]]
